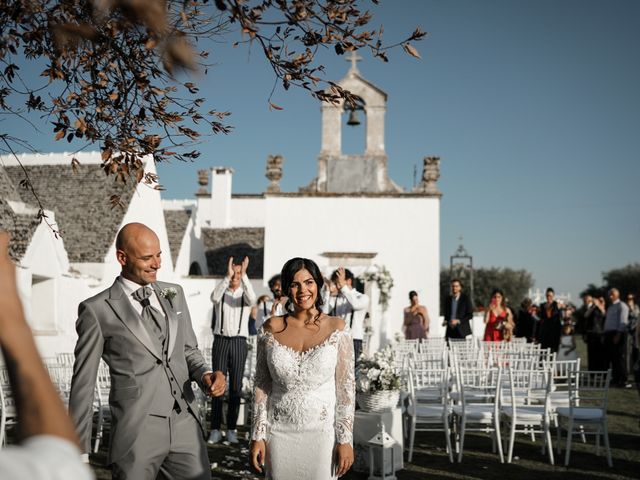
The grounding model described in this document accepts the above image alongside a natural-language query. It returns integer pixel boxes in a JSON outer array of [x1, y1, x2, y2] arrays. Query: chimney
[[210, 167, 234, 228]]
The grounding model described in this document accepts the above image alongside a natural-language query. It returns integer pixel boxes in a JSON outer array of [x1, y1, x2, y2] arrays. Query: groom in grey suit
[[69, 223, 225, 479]]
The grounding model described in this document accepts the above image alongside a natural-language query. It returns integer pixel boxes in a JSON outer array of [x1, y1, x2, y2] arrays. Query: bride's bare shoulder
[[325, 314, 346, 332], [263, 316, 285, 333]]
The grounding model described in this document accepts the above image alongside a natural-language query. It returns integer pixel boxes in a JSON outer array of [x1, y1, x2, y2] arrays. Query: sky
[[2, 0, 639, 302]]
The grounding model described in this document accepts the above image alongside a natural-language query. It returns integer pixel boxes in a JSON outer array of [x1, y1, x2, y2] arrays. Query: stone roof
[[163, 209, 192, 265], [4, 164, 136, 263], [0, 199, 40, 261], [201, 227, 264, 277], [0, 166, 22, 202]]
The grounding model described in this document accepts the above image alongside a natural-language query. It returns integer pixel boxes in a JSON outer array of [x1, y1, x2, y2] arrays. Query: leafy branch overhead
[[0, 0, 426, 191]]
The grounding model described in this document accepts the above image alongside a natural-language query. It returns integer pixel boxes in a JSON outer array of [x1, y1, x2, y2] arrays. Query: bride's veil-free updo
[[280, 257, 325, 327]]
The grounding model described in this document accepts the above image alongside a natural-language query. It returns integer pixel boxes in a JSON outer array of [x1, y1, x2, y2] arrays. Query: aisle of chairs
[[396, 336, 613, 467]]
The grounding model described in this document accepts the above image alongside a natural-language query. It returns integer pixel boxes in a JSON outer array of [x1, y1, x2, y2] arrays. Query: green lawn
[[90, 339, 640, 479]]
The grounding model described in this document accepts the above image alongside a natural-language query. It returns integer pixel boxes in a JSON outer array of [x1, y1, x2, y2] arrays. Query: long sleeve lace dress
[[251, 326, 355, 479]]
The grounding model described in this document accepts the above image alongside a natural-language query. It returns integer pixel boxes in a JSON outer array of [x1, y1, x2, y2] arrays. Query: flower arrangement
[[355, 345, 402, 393], [359, 265, 394, 311]]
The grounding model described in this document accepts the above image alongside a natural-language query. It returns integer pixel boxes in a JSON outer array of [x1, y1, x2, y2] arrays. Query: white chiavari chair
[[556, 368, 612, 467], [0, 366, 18, 447], [451, 366, 504, 463], [500, 367, 554, 464], [405, 366, 453, 463], [93, 360, 111, 453]]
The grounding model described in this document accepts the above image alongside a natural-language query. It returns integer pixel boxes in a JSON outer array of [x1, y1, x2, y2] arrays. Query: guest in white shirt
[[255, 274, 286, 331], [603, 288, 630, 387], [0, 232, 93, 480], [324, 267, 369, 363], [209, 256, 257, 443]]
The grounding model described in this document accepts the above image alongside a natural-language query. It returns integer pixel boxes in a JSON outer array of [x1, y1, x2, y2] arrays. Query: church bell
[[347, 108, 361, 126]]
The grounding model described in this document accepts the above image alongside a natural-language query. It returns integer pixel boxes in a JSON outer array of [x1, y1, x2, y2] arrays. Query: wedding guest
[[483, 288, 514, 342], [583, 296, 607, 370], [69, 223, 225, 479], [323, 267, 369, 363], [0, 232, 93, 479], [537, 287, 564, 353], [515, 297, 536, 342], [557, 321, 578, 361], [250, 257, 355, 479], [209, 256, 257, 443], [251, 294, 270, 335], [255, 274, 286, 331], [603, 288, 630, 387], [635, 310, 640, 404], [575, 293, 595, 335], [626, 294, 639, 378], [443, 278, 474, 340], [403, 290, 429, 340]]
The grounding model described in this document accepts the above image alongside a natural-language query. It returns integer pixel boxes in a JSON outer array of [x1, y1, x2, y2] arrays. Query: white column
[[210, 167, 234, 228]]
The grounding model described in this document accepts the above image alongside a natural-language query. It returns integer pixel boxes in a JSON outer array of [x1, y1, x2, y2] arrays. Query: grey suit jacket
[[68, 278, 209, 463]]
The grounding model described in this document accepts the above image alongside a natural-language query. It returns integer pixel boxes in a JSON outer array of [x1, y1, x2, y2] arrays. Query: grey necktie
[[133, 286, 166, 344]]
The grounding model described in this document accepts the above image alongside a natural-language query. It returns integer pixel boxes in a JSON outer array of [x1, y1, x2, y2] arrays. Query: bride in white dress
[[250, 257, 355, 479]]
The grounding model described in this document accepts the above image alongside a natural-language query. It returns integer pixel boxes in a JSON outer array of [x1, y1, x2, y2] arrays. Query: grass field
[[90, 339, 640, 479]]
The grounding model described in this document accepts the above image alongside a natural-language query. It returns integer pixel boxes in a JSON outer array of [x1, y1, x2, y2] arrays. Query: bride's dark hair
[[279, 257, 325, 331]]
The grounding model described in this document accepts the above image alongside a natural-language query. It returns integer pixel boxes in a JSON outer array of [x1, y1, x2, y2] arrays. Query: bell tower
[[305, 53, 401, 193]]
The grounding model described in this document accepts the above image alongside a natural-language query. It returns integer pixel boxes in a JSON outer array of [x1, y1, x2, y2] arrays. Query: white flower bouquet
[[355, 345, 402, 393]]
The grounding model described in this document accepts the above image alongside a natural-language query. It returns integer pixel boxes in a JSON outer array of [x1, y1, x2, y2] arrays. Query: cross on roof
[[346, 51, 362, 72]]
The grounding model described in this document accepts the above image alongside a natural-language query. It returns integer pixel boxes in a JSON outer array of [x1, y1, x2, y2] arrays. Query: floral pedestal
[[353, 407, 404, 473], [356, 390, 400, 413]]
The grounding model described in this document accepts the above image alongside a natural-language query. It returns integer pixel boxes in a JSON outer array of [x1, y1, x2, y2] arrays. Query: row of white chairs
[[402, 356, 612, 467]]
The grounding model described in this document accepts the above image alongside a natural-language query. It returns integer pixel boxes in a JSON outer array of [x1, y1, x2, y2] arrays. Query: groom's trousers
[[112, 405, 210, 480]]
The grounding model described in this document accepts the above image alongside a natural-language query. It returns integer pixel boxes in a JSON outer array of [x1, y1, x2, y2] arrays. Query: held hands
[[241, 256, 249, 275], [203, 370, 226, 397], [335, 443, 354, 477], [227, 256, 250, 278], [250, 440, 266, 473], [270, 296, 288, 315], [226, 257, 235, 279], [335, 267, 346, 290]]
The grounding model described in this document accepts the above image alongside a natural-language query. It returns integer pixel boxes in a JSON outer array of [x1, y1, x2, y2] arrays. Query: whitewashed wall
[[263, 195, 440, 349], [229, 197, 265, 227]]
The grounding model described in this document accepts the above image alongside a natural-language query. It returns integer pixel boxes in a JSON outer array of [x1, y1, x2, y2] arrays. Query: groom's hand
[[203, 370, 226, 397]]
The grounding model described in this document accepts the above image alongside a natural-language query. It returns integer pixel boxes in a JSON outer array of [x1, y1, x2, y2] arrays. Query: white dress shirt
[[210, 274, 257, 337], [255, 299, 285, 331], [323, 285, 369, 340], [0, 436, 94, 480]]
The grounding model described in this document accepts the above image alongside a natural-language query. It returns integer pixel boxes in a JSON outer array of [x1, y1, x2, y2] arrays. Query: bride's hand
[[335, 443, 354, 477], [250, 440, 266, 473]]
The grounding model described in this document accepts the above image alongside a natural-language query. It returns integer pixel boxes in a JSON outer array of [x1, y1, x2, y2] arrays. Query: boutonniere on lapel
[[160, 287, 178, 308]]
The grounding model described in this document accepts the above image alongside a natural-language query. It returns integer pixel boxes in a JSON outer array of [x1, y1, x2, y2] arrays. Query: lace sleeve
[[251, 331, 272, 441], [335, 330, 355, 445]]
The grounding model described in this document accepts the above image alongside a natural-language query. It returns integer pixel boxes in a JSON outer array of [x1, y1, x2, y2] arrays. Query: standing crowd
[[405, 279, 638, 391]]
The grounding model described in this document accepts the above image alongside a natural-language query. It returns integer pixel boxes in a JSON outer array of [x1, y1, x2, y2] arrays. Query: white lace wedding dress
[[251, 326, 355, 479]]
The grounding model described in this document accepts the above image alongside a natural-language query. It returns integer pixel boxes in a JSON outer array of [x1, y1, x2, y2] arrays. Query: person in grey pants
[[68, 223, 226, 479]]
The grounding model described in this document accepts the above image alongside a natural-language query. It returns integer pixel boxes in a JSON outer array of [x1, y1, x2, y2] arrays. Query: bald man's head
[[116, 223, 161, 285]]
